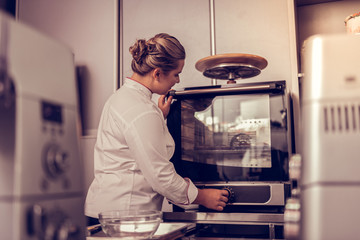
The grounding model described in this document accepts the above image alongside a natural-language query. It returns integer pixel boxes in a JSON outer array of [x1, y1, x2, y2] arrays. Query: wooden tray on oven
[[195, 53, 268, 80]]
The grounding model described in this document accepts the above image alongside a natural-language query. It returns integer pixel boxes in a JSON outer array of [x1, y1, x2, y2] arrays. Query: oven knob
[[57, 218, 80, 240], [223, 187, 235, 203], [27, 205, 80, 240], [284, 197, 301, 240], [289, 154, 302, 180], [43, 144, 69, 179]]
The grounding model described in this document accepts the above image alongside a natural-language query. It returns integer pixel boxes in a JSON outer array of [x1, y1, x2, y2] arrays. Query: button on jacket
[[85, 78, 198, 218]]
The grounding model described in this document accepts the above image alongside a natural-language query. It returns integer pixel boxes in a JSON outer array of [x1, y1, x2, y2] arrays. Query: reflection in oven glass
[[181, 94, 271, 168]]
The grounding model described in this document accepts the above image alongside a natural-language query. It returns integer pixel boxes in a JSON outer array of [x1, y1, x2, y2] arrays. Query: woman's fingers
[[216, 200, 227, 211], [216, 206, 224, 211], [220, 195, 229, 203], [219, 200, 227, 207], [158, 94, 173, 118]]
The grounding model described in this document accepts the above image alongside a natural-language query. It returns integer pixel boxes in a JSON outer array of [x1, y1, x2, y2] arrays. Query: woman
[[84, 33, 228, 224]]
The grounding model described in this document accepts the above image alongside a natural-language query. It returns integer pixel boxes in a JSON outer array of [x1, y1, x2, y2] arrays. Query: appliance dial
[[284, 197, 301, 240], [289, 154, 302, 180], [27, 204, 80, 240], [223, 187, 235, 203], [43, 144, 69, 179]]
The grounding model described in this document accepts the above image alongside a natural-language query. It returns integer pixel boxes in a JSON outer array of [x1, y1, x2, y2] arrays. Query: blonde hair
[[129, 33, 185, 76]]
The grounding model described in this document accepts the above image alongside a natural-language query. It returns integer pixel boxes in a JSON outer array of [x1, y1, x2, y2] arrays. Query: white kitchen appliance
[[0, 12, 86, 239], [285, 34, 360, 240]]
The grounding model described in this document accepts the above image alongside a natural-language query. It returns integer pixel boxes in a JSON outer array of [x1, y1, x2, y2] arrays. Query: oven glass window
[[167, 84, 290, 182], [181, 94, 272, 168]]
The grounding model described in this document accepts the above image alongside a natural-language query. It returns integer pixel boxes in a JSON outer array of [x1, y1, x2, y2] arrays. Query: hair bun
[[129, 33, 185, 76], [129, 39, 148, 64]]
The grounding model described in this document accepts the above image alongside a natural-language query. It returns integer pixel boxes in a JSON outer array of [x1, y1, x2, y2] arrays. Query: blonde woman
[[85, 33, 228, 225]]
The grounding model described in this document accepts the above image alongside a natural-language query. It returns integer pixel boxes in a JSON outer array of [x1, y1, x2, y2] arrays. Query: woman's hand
[[158, 93, 173, 119], [193, 188, 229, 211]]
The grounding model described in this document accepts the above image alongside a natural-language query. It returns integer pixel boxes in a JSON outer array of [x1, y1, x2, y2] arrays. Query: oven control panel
[[196, 182, 289, 206]]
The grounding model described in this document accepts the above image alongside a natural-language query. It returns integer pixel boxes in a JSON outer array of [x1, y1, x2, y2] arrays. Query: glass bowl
[[98, 210, 162, 239]]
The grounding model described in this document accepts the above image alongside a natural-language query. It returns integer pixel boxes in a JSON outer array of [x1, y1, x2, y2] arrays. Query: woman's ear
[[152, 68, 161, 80]]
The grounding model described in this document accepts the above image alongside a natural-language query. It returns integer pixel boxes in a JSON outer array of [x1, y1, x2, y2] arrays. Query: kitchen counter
[[87, 217, 285, 239], [87, 222, 285, 239]]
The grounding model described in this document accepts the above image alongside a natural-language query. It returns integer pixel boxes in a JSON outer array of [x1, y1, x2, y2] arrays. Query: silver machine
[[165, 54, 295, 239], [284, 34, 360, 240], [0, 12, 86, 239]]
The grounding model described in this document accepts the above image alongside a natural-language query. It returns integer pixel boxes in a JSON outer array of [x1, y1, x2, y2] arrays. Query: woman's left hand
[[158, 93, 173, 119]]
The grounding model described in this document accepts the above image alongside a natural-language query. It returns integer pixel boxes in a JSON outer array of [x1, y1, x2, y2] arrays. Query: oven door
[[167, 81, 291, 182]]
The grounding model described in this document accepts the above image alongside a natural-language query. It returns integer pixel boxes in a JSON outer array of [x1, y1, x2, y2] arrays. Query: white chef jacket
[[85, 78, 198, 218]]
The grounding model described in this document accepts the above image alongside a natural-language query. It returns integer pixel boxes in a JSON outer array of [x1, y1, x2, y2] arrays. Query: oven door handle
[[168, 82, 284, 97]]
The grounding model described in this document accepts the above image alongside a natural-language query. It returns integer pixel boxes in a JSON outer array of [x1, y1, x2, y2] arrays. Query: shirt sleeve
[[121, 108, 198, 205]]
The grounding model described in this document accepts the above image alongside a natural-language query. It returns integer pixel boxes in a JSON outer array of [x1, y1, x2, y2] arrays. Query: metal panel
[[163, 211, 284, 224]]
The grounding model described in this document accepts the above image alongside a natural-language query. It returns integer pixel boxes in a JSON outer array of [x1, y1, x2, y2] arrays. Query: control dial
[[28, 204, 80, 240], [284, 197, 301, 240], [223, 187, 235, 203], [43, 144, 69, 179], [289, 154, 302, 180]]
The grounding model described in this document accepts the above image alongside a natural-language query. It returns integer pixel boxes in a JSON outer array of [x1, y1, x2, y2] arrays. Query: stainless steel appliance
[[284, 34, 360, 240], [0, 12, 85, 239], [165, 54, 294, 238]]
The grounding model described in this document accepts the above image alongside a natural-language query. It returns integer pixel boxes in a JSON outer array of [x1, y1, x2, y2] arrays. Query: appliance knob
[[27, 204, 46, 238], [28, 204, 80, 240], [43, 144, 69, 178], [223, 187, 235, 203], [57, 218, 80, 240], [54, 151, 69, 173], [289, 154, 302, 180], [284, 197, 301, 240]]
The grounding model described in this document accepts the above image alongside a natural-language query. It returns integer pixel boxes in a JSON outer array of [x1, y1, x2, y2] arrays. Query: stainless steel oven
[[165, 80, 294, 239]]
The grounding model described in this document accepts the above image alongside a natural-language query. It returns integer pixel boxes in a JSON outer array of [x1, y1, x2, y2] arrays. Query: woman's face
[[156, 60, 184, 95]]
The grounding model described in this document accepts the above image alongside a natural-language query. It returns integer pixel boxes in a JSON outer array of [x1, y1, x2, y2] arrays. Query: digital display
[[42, 101, 62, 123]]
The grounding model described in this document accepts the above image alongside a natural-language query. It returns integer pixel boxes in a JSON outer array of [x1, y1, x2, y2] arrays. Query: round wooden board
[[195, 53, 268, 73]]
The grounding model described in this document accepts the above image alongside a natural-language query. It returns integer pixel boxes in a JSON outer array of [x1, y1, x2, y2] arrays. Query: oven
[[164, 80, 294, 239]]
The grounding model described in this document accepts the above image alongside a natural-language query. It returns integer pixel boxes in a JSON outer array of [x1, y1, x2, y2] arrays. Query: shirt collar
[[124, 77, 152, 99]]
